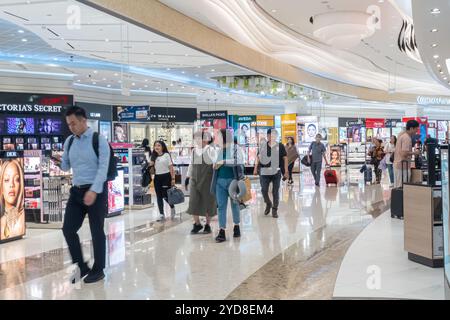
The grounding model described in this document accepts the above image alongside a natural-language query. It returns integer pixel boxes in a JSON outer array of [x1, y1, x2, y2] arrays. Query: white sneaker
[[157, 214, 165, 222]]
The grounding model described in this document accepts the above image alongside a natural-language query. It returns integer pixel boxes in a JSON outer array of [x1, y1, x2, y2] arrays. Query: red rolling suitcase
[[324, 166, 338, 186]]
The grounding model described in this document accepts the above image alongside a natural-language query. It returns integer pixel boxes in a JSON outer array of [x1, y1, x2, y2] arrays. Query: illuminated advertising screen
[[441, 148, 450, 290], [108, 169, 125, 214], [0, 155, 25, 241], [6, 118, 35, 135]]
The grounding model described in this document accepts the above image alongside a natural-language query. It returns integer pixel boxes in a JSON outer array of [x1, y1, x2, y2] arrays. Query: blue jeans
[[387, 164, 394, 184], [215, 178, 240, 229]]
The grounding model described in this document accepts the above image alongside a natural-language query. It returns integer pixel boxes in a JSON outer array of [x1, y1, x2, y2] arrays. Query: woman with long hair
[[385, 135, 397, 186], [285, 137, 299, 185], [0, 159, 25, 240], [141, 138, 152, 162], [187, 131, 217, 234], [150, 141, 176, 221]]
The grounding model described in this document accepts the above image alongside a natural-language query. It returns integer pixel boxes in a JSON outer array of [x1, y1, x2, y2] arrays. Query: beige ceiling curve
[[78, 0, 447, 103], [202, 0, 445, 95]]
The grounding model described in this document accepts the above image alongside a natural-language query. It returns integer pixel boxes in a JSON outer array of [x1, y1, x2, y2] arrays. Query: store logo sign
[[90, 113, 101, 118], [417, 96, 450, 105], [0, 104, 63, 113]]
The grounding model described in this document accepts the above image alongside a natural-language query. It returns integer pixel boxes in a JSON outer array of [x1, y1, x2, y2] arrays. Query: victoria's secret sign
[[0, 93, 73, 114]]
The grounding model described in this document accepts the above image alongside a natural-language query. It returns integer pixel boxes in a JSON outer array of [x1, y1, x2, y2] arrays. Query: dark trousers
[[374, 162, 382, 183], [288, 162, 295, 181], [260, 171, 282, 209], [62, 184, 107, 272], [311, 161, 322, 185], [154, 173, 174, 215]]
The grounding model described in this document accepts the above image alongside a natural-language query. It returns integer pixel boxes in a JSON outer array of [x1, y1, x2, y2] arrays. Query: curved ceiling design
[[411, 0, 450, 91], [160, 0, 450, 95]]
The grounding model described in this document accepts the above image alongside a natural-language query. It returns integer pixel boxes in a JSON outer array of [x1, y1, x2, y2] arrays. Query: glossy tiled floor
[[0, 167, 394, 300]]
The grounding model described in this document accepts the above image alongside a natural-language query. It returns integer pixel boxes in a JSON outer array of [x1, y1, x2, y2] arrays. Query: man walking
[[55, 106, 110, 284], [393, 120, 420, 188], [254, 129, 288, 218], [308, 133, 328, 187]]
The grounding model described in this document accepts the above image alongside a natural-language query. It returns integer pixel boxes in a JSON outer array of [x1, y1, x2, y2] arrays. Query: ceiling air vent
[[3, 11, 29, 21], [46, 28, 60, 37]]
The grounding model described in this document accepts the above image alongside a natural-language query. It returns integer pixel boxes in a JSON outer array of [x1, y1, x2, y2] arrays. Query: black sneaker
[[272, 208, 279, 219], [215, 229, 226, 243], [71, 263, 90, 284], [203, 224, 212, 234], [264, 203, 272, 216], [190, 223, 203, 234], [233, 225, 241, 238], [83, 270, 105, 284]]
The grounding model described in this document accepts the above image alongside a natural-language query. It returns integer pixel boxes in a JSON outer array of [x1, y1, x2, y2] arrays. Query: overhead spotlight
[[431, 8, 440, 15], [431, 44, 438, 48], [434, 54, 440, 59], [18, 30, 24, 33], [21, 38, 27, 42], [431, 29, 438, 33]]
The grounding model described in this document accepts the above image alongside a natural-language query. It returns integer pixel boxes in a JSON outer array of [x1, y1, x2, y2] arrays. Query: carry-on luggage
[[391, 161, 409, 219], [324, 166, 338, 186], [364, 166, 373, 184]]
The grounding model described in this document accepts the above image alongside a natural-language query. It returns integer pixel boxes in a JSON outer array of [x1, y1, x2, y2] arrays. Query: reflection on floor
[[334, 212, 445, 300], [0, 168, 393, 299]]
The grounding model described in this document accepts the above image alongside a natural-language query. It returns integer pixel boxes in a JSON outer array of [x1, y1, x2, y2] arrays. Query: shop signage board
[[233, 115, 256, 123], [338, 117, 366, 127], [0, 93, 73, 114], [281, 114, 297, 144], [252, 115, 274, 127], [200, 111, 228, 120], [114, 106, 150, 122], [149, 107, 197, 123], [385, 119, 402, 128], [76, 102, 113, 121], [366, 118, 385, 128]]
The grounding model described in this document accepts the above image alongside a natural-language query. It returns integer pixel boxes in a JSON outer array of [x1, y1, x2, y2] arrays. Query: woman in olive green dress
[[187, 131, 217, 234]]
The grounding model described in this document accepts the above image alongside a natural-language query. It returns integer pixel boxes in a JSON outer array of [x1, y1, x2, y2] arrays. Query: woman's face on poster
[[3, 162, 20, 208]]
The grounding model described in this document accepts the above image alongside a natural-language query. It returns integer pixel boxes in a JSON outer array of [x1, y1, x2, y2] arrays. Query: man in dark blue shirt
[[54, 106, 110, 284]]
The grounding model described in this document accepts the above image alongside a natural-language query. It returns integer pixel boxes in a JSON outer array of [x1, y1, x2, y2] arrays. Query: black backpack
[[67, 132, 118, 181]]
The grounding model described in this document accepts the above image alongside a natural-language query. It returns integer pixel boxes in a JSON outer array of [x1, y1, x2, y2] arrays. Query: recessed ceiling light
[[166, 68, 171, 71], [105, 38, 109, 42], [437, 64, 442, 68], [431, 8, 440, 15], [170, 83, 174, 86], [440, 70, 444, 74], [21, 38, 27, 42], [434, 54, 440, 59], [211, 69, 215, 72], [444, 77, 448, 80], [132, 82, 136, 86], [431, 29, 438, 33], [19, 55, 24, 58], [181, 71, 186, 74], [431, 44, 438, 48], [114, 73, 118, 76], [18, 30, 24, 33], [145, 79, 148, 82], [94, 70, 98, 74], [107, 84, 111, 88], [77, 79, 81, 82]]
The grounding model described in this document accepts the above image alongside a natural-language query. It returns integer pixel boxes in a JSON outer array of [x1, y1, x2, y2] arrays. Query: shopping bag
[[167, 187, 185, 205], [241, 177, 252, 203]]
